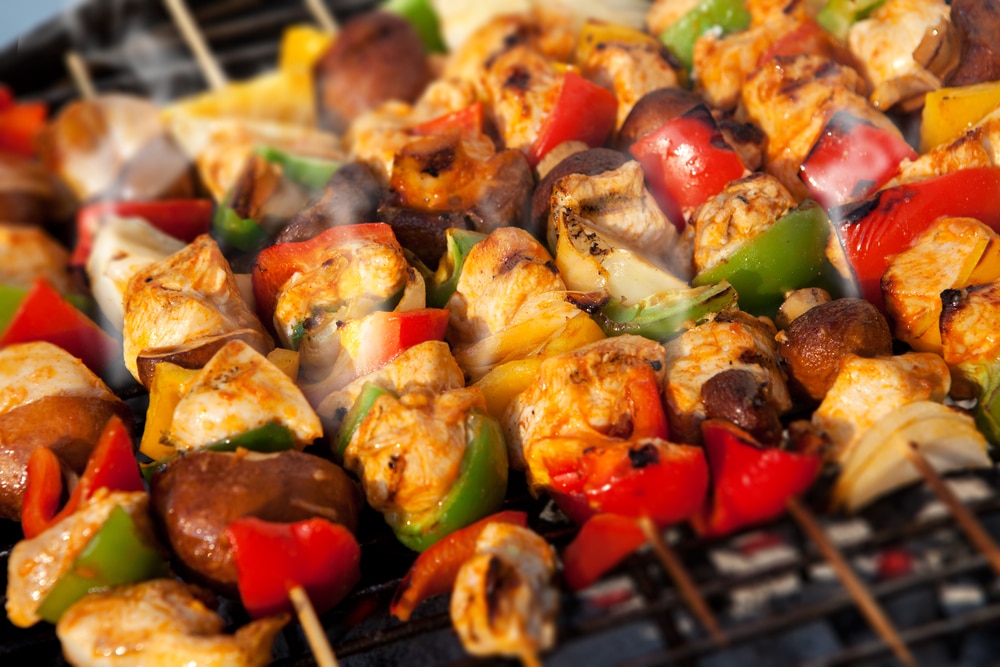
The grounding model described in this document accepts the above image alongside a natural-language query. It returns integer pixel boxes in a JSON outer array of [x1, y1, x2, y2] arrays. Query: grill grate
[[2, 1, 1000, 665]]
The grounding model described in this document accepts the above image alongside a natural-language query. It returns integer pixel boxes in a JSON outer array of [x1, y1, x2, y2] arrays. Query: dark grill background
[[1, 2, 999, 665]]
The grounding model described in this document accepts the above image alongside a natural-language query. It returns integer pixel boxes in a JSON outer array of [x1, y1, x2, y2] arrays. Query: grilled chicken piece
[[345, 386, 484, 524], [451, 522, 559, 664], [6, 491, 152, 628], [507, 335, 666, 483], [271, 233, 420, 383], [686, 172, 797, 274], [941, 281, 1000, 397], [0, 224, 73, 294], [847, 0, 957, 111], [347, 78, 480, 183], [662, 310, 790, 444], [483, 45, 562, 156], [883, 217, 999, 355], [167, 339, 322, 452], [549, 160, 693, 278], [812, 352, 951, 463], [56, 579, 286, 667], [889, 108, 1000, 186], [646, 0, 702, 36], [316, 340, 466, 432], [579, 32, 681, 131], [0, 342, 132, 521], [123, 235, 273, 386], [0, 152, 71, 225], [740, 53, 904, 200]]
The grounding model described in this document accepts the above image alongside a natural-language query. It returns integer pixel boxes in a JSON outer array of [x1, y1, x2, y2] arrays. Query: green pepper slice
[[426, 228, 485, 308], [391, 409, 508, 552], [36, 505, 169, 624], [212, 206, 268, 253], [142, 422, 296, 482], [816, 0, 887, 41], [692, 202, 845, 319], [255, 146, 342, 191], [592, 281, 738, 342], [384, 0, 448, 54], [660, 0, 751, 71]]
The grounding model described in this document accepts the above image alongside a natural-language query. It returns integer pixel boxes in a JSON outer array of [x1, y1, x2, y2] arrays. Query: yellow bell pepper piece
[[475, 358, 543, 420], [921, 81, 1000, 153], [575, 19, 660, 66], [278, 24, 334, 72], [139, 362, 199, 461]]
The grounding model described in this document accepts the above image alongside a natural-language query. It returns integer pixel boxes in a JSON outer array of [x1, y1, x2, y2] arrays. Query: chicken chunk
[[662, 310, 790, 444], [167, 340, 322, 451], [812, 352, 951, 463], [123, 235, 273, 385], [6, 491, 151, 628], [0, 224, 73, 294], [56, 579, 286, 667], [451, 522, 559, 664], [483, 46, 562, 156]]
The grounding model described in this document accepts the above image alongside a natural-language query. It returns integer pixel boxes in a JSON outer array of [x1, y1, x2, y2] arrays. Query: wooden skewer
[[900, 441, 1000, 575], [288, 585, 340, 667], [518, 648, 543, 667], [638, 517, 727, 646], [64, 51, 97, 100], [304, 0, 339, 35], [162, 0, 229, 91], [786, 497, 917, 667]]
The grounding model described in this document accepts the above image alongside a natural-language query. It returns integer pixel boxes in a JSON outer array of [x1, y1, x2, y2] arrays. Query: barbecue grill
[[2, 1, 999, 665]]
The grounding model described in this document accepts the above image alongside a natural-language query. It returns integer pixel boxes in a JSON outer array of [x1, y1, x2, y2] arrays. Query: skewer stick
[[64, 51, 97, 100], [638, 517, 727, 646], [518, 648, 543, 667], [900, 441, 1000, 575], [162, 0, 229, 91], [288, 585, 339, 667], [304, 0, 339, 35], [786, 497, 917, 667]]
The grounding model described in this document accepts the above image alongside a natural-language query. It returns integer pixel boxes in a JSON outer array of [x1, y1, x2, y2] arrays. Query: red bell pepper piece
[[21, 415, 142, 538], [561, 513, 647, 592], [0, 85, 14, 110], [251, 223, 400, 325], [0, 101, 47, 158], [226, 516, 361, 619], [799, 111, 917, 210], [70, 199, 214, 268], [692, 419, 821, 538], [0, 278, 118, 375], [390, 510, 527, 621], [346, 308, 450, 377], [630, 105, 747, 230], [835, 166, 1000, 309], [527, 71, 617, 168], [411, 101, 484, 138]]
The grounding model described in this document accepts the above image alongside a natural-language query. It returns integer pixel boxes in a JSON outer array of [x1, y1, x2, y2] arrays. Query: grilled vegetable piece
[[0, 342, 132, 521], [56, 579, 287, 667], [227, 516, 361, 618], [151, 449, 361, 595], [451, 522, 559, 663], [920, 81, 1000, 153], [391, 510, 528, 621], [561, 513, 647, 592], [275, 162, 383, 245], [777, 297, 893, 402], [314, 11, 433, 132], [946, 0, 1000, 87], [659, 0, 751, 71]]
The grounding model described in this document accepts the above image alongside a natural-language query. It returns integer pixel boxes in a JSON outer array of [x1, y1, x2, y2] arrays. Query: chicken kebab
[[4, 0, 1000, 663]]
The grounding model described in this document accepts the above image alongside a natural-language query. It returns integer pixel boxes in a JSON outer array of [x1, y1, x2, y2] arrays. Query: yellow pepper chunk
[[139, 362, 199, 461], [575, 19, 660, 66], [921, 81, 1000, 153], [475, 358, 542, 421], [278, 24, 334, 72]]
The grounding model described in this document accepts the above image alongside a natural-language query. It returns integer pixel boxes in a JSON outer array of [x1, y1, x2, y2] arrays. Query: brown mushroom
[[529, 147, 629, 239], [776, 297, 892, 402], [274, 162, 383, 245], [701, 369, 785, 446]]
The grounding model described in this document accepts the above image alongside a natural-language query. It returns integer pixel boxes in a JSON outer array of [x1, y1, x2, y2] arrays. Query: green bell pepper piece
[[384, 0, 448, 54], [816, 0, 887, 41], [335, 382, 393, 462], [426, 228, 485, 308], [212, 206, 268, 253], [692, 202, 844, 319], [142, 422, 296, 482], [255, 146, 342, 191], [36, 505, 169, 624], [593, 281, 738, 342], [660, 0, 751, 71], [391, 409, 508, 552]]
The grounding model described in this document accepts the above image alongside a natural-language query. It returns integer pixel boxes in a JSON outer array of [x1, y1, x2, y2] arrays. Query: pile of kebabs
[[3, 0, 1000, 665]]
